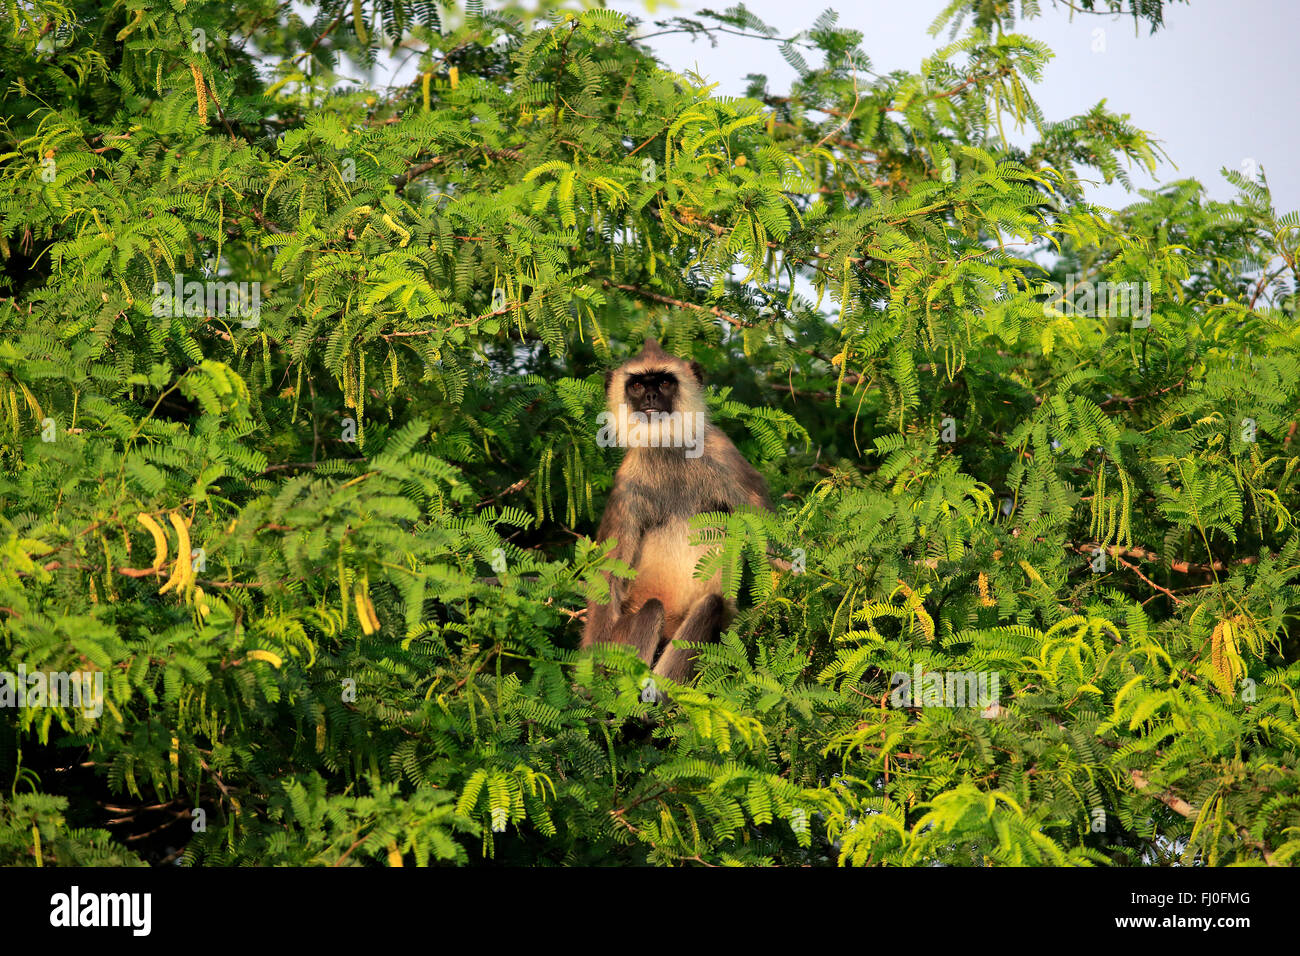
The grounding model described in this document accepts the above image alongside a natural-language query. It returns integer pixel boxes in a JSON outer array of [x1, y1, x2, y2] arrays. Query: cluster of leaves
[[0, 0, 1297, 866]]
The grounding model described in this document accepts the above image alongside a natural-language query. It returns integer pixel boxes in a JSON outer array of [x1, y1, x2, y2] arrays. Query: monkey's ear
[[689, 360, 705, 385], [604, 368, 614, 393]]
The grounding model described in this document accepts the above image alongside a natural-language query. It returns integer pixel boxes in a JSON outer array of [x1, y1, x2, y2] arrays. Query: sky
[[601, 0, 1300, 216]]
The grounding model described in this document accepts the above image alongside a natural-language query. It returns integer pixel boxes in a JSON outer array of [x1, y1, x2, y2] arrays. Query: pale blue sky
[[605, 0, 1299, 216]]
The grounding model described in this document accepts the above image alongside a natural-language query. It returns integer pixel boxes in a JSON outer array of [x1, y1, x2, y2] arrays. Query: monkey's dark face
[[625, 371, 679, 414]]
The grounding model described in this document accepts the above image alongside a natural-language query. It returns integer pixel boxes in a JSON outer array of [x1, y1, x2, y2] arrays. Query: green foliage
[[0, 0, 1297, 866]]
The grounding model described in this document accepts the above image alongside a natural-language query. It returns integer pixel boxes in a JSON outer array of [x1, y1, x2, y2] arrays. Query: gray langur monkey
[[581, 339, 772, 684]]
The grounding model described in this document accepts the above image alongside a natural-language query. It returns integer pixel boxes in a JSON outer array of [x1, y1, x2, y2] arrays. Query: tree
[[0, 0, 1296, 866]]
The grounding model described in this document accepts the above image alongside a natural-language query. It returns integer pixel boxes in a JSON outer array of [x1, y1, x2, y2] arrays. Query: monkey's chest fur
[[623, 517, 727, 638], [611, 442, 745, 639]]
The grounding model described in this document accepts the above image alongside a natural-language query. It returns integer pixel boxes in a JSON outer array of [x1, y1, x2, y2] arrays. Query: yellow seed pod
[[351, 0, 368, 43], [381, 214, 410, 246], [190, 64, 208, 124], [115, 8, 143, 41], [355, 588, 376, 635], [1209, 618, 1242, 693], [247, 649, 283, 668], [158, 513, 192, 596], [172, 512, 193, 597], [136, 513, 168, 572]]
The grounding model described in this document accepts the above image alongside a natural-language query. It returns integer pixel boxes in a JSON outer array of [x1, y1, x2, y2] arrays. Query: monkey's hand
[[580, 597, 618, 647], [580, 550, 631, 648]]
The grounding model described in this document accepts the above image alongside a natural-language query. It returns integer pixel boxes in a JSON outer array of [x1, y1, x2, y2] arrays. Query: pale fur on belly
[[623, 518, 721, 631]]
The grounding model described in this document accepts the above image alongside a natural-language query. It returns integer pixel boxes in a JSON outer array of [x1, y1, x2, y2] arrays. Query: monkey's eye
[[629, 382, 644, 395]]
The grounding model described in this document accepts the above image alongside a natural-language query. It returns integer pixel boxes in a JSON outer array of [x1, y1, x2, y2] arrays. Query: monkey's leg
[[610, 598, 665, 665], [651, 594, 725, 683]]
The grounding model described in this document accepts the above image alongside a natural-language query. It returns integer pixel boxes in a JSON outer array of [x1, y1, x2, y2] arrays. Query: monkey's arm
[[581, 491, 642, 647]]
